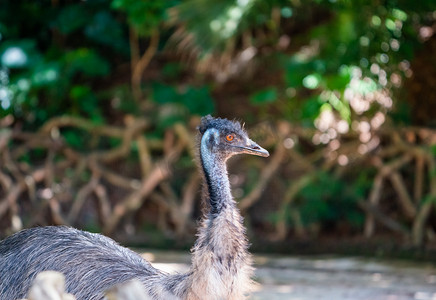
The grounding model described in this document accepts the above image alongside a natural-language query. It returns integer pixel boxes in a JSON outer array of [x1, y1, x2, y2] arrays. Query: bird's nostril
[[252, 145, 260, 150]]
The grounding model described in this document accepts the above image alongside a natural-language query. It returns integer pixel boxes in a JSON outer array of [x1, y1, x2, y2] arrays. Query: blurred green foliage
[[151, 82, 214, 130], [295, 171, 370, 230], [111, 0, 174, 36], [1, 0, 434, 127], [173, 0, 291, 52], [0, 1, 117, 127], [250, 87, 278, 105], [277, 0, 434, 126]]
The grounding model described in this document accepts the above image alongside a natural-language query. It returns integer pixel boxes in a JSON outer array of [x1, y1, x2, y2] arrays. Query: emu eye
[[226, 134, 234, 142]]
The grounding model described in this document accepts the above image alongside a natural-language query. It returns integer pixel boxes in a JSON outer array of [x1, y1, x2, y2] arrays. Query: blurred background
[[0, 0, 436, 260]]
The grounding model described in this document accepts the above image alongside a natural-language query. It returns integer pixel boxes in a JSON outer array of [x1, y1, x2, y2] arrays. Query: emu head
[[198, 115, 269, 160]]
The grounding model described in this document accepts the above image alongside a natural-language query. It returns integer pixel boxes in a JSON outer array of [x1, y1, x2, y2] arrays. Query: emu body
[[0, 116, 269, 300], [0, 226, 181, 299]]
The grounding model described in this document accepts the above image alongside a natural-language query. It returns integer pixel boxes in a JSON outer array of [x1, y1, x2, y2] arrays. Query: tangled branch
[[1, 115, 435, 248]]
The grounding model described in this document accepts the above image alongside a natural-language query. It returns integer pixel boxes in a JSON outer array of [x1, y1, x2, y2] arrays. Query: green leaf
[[182, 86, 214, 115], [162, 62, 183, 80], [70, 85, 92, 100], [431, 145, 436, 156], [302, 74, 322, 89], [84, 11, 129, 54], [69, 85, 103, 124], [55, 4, 91, 34], [0, 40, 41, 69], [285, 59, 310, 88], [64, 48, 110, 78], [325, 65, 352, 90], [31, 62, 60, 87], [250, 87, 277, 104], [63, 130, 84, 149], [111, 0, 170, 36], [151, 83, 178, 104], [152, 83, 214, 116], [301, 95, 323, 121]]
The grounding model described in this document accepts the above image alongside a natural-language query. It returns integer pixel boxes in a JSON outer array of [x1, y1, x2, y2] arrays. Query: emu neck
[[178, 133, 253, 299], [200, 145, 233, 215]]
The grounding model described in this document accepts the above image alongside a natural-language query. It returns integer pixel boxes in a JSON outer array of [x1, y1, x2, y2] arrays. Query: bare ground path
[[140, 250, 436, 300]]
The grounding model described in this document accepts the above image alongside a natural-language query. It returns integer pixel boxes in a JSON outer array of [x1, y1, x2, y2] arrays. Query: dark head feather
[[198, 115, 244, 136]]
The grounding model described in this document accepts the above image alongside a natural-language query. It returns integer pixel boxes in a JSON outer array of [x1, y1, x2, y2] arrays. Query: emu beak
[[241, 140, 270, 157]]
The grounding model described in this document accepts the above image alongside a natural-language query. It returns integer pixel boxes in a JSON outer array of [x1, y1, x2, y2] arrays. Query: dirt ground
[[141, 250, 436, 300]]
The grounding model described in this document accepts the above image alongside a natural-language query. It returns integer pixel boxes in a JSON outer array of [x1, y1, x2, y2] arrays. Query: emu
[[0, 115, 269, 300]]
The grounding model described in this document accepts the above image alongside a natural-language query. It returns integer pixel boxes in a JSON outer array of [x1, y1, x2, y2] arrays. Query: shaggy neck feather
[[171, 129, 253, 300]]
